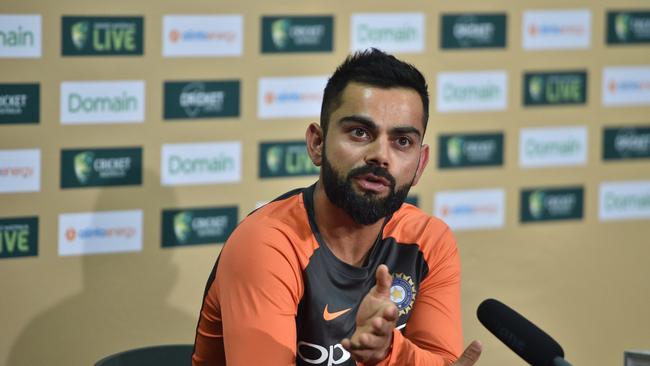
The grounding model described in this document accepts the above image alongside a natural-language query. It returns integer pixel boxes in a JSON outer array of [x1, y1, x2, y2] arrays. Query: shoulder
[[220, 191, 316, 271], [386, 203, 455, 248]]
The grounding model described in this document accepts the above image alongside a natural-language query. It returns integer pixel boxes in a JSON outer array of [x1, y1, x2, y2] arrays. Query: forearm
[[373, 329, 455, 366]]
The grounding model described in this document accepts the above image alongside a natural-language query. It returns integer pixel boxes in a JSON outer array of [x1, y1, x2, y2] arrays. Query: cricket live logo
[[62, 16, 143, 56]]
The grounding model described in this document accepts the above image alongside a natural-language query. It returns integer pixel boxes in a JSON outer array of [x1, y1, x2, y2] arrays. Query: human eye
[[396, 136, 413, 148], [350, 127, 369, 139]]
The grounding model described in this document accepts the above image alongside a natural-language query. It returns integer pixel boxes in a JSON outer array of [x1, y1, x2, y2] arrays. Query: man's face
[[320, 82, 429, 225]]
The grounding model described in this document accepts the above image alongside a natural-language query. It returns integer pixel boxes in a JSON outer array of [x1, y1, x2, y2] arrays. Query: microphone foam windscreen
[[477, 298, 564, 366]]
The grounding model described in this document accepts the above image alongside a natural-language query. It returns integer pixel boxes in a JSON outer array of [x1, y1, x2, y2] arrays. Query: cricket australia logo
[[390, 273, 416, 316]]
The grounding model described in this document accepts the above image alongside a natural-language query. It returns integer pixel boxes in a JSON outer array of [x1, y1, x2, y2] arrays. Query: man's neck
[[312, 181, 385, 267]]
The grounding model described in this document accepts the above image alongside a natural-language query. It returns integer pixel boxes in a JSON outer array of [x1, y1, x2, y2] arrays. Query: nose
[[365, 138, 390, 168]]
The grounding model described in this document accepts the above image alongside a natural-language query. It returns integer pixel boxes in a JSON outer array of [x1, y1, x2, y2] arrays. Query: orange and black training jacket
[[193, 185, 463, 366]]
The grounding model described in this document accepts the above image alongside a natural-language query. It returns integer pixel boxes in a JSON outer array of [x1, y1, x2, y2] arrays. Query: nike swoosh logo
[[323, 304, 352, 321]]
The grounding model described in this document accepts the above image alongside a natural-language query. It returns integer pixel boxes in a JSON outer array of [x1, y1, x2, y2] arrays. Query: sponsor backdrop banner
[[440, 13, 507, 49], [0, 83, 39, 124], [161, 206, 238, 247], [0, 14, 41, 58], [162, 15, 243, 57], [1, 2, 649, 366], [60, 147, 142, 188], [603, 125, 650, 160], [520, 186, 584, 222], [438, 132, 503, 169], [163, 80, 240, 120], [259, 141, 319, 178], [261, 15, 333, 53], [61, 16, 144, 56], [0, 149, 40, 193], [0, 217, 38, 259], [523, 70, 587, 106]]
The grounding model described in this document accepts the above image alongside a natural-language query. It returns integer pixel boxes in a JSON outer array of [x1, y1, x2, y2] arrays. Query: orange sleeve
[[375, 225, 463, 366], [193, 222, 305, 366]]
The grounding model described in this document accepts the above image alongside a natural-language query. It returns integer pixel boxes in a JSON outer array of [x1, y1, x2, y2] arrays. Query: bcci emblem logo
[[446, 137, 464, 166], [271, 19, 291, 49], [74, 151, 94, 184], [173, 211, 192, 243], [390, 273, 416, 316], [71, 21, 90, 50]]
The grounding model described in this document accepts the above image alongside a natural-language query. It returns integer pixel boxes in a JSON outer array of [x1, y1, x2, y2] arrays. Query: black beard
[[321, 154, 411, 225]]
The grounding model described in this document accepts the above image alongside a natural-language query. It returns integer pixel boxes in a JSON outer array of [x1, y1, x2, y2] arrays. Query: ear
[[411, 144, 429, 186], [305, 123, 324, 167]]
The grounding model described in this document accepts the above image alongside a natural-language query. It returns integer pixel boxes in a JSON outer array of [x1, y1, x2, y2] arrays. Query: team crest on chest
[[390, 273, 416, 316]]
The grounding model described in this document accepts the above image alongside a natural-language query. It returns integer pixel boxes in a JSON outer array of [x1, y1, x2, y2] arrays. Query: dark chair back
[[94, 344, 193, 366]]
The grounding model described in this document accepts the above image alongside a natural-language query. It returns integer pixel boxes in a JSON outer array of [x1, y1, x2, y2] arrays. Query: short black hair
[[320, 48, 429, 137]]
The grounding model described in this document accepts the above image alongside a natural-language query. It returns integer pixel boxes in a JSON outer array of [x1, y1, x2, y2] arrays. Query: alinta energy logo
[[608, 11, 650, 44], [434, 189, 505, 231], [64, 225, 136, 242], [162, 206, 238, 247], [521, 187, 584, 222], [439, 203, 499, 218], [264, 90, 322, 105], [168, 28, 237, 44], [61, 16, 143, 56], [61, 147, 142, 188], [0, 149, 40, 193], [162, 15, 242, 57], [58, 210, 142, 256], [260, 141, 319, 178], [522, 10, 590, 50], [603, 67, 650, 106], [527, 23, 585, 37], [607, 79, 650, 94]]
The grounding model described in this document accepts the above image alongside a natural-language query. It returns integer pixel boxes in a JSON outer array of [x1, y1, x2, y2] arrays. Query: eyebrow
[[338, 115, 423, 140]]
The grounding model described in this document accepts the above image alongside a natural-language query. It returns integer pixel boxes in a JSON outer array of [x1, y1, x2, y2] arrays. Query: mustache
[[346, 164, 396, 187]]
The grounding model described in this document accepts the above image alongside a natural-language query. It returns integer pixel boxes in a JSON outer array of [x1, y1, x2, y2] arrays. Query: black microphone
[[477, 298, 572, 366]]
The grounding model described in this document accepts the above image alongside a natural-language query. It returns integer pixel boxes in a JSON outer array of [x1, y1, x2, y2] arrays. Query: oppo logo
[[297, 341, 350, 366]]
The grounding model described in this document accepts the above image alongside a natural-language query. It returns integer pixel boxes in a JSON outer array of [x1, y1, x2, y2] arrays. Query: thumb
[[453, 340, 482, 366], [373, 264, 393, 297]]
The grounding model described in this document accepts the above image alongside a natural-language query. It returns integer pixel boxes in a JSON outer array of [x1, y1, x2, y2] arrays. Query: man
[[193, 49, 481, 366]]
